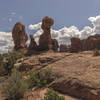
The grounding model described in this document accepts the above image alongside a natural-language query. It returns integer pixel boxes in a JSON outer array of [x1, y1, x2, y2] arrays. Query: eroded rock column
[[12, 22, 28, 50], [38, 16, 54, 51]]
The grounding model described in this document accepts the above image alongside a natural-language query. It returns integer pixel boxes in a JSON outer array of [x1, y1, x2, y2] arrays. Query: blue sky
[[0, 0, 100, 32]]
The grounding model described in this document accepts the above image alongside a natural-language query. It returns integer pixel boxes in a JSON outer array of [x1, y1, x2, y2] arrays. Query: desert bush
[[0, 63, 7, 76], [0, 54, 7, 75], [2, 68, 28, 100], [41, 89, 65, 100], [4, 52, 16, 74], [29, 68, 55, 88], [0, 54, 3, 60], [0, 50, 25, 75], [93, 49, 100, 56]]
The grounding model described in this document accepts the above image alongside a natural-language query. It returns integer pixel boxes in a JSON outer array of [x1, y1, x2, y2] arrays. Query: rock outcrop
[[16, 52, 68, 71], [70, 34, 100, 52], [81, 34, 100, 51], [22, 88, 77, 100], [52, 39, 59, 51], [60, 44, 69, 52], [27, 34, 37, 55], [38, 16, 58, 51], [70, 37, 82, 52], [48, 51, 100, 100], [12, 22, 28, 50], [15, 51, 100, 100]]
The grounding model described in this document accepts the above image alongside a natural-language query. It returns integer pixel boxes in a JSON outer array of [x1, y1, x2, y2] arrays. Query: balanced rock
[[12, 22, 28, 50], [38, 16, 54, 51]]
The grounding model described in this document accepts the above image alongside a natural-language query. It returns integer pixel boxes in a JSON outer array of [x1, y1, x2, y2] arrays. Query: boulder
[[12, 22, 28, 50]]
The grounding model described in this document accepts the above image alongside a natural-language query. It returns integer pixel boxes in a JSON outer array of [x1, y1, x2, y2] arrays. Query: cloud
[[51, 26, 80, 45], [0, 32, 30, 54], [0, 32, 14, 54], [28, 22, 42, 30], [33, 29, 43, 45], [8, 18, 12, 22], [11, 12, 16, 15], [80, 26, 96, 39], [88, 15, 100, 31]]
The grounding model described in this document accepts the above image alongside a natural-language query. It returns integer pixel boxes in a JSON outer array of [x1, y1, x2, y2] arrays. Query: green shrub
[[0, 50, 25, 75], [0, 64, 7, 76], [4, 52, 16, 74], [29, 68, 55, 88], [41, 89, 65, 100], [2, 68, 28, 100], [93, 49, 100, 56], [0, 54, 7, 75]]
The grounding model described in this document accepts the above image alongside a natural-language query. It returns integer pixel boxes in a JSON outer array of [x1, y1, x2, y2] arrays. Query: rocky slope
[[14, 51, 100, 100], [22, 88, 78, 100], [1, 51, 100, 100]]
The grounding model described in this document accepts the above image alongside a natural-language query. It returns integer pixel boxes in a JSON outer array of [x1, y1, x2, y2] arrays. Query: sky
[[0, 0, 100, 32], [1, 0, 100, 53]]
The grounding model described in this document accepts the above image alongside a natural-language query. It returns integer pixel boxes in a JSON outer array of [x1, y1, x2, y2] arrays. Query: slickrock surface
[[16, 52, 71, 71], [17, 51, 100, 100], [48, 51, 100, 100], [22, 88, 78, 100]]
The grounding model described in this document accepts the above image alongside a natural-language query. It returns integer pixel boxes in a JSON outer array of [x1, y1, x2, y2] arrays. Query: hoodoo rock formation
[[52, 39, 59, 51], [12, 21, 100, 54], [12, 22, 28, 50], [70, 34, 100, 52], [81, 34, 100, 51], [12, 17, 59, 53], [70, 37, 82, 52], [27, 34, 37, 55], [38, 16, 58, 51]]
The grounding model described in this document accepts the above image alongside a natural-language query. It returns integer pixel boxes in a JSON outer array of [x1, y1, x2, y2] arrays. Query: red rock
[[27, 34, 37, 55], [52, 39, 59, 51], [12, 22, 28, 50], [70, 37, 81, 52], [38, 16, 58, 51], [86, 34, 100, 50], [70, 34, 100, 52], [60, 44, 69, 52], [41, 16, 54, 31]]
